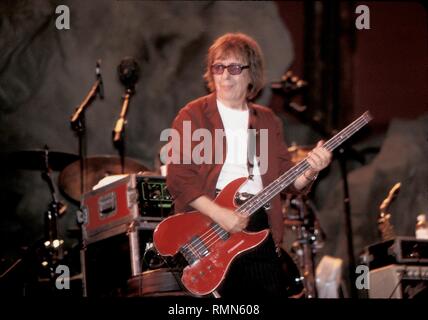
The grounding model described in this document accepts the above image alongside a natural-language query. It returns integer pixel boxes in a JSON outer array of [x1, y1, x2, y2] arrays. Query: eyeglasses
[[211, 63, 249, 75]]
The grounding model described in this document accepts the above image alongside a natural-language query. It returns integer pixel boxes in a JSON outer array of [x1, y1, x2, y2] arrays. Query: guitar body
[[153, 177, 269, 296]]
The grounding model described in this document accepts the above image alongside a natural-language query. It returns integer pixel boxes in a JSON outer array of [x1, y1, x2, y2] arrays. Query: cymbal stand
[[40, 146, 66, 276], [71, 115, 88, 199]]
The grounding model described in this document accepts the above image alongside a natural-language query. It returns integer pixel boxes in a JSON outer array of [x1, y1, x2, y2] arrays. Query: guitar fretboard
[[236, 111, 373, 216]]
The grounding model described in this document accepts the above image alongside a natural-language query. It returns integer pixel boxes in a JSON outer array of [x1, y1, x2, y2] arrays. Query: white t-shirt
[[215, 99, 263, 194]]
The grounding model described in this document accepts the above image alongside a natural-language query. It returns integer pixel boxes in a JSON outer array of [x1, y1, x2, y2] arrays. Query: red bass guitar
[[153, 111, 372, 296]]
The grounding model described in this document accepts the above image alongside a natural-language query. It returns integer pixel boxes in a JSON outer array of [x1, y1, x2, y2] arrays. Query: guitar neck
[[236, 111, 373, 216]]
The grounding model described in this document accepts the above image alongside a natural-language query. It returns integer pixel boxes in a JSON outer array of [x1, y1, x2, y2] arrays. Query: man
[[165, 33, 332, 296]]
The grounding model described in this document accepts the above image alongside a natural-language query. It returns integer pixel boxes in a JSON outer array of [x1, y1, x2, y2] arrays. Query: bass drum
[[279, 248, 304, 298]]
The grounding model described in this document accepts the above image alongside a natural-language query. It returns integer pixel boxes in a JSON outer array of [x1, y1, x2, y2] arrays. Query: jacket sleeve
[[166, 107, 206, 210]]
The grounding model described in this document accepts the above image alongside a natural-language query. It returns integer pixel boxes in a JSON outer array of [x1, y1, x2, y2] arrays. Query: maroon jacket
[[166, 93, 304, 245]]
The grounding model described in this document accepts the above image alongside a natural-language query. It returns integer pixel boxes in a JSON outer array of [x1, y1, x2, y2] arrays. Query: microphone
[[96, 59, 104, 99], [112, 57, 140, 145], [118, 57, 140, 91]]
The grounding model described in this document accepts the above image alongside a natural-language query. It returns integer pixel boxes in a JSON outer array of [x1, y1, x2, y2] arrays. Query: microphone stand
[[336, 144, 367, 298], [113, 87, 134, 174], [70, 78, 102, 198], [69, 66, 102, 297]]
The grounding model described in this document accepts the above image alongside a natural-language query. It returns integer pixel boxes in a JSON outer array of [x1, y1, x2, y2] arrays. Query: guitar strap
[[247, 127, 256, 180], [247, 111, 272, 211], [247, 107, 258, 181]]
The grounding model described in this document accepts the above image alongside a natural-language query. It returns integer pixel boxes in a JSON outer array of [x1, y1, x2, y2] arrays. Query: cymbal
[[58, 155, 149, 202], [287, 145, 313, 163], [5, 150, 79, 171]]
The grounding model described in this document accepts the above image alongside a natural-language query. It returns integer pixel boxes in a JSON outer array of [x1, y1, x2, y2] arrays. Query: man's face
[[212, 55, 250, 107]]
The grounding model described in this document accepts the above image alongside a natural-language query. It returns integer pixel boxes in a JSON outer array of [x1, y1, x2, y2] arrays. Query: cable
[[135, 243, 188, 296], [388, 266, 406, 298], [157, 253, 189, 294]]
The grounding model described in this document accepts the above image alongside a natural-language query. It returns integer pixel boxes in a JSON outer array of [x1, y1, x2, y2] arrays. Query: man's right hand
[[189, 195, 249, 233], [214, 207, 249, 233]]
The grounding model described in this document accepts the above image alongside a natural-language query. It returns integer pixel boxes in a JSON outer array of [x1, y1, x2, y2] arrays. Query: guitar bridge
[[180, 236, 210, 265]]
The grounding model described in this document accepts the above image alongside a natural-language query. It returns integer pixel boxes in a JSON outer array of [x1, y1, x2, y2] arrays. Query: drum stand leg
[[80, 248, 88, 297], [299, 239, 318, 298], [212, 290, 221, 298], [289, 196, 321, 299]]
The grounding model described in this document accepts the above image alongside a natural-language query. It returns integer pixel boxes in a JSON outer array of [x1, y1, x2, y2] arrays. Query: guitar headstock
[[362, 111, 373, 123]]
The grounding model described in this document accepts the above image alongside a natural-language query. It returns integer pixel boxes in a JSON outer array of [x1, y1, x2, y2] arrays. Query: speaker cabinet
[[369, 264, 428, 298]]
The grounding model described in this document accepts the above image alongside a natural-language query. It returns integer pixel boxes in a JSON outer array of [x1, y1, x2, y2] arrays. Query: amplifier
[[369, 264, 428, 298], [361, 237, 428, 270], [136, 175, 173, 221]]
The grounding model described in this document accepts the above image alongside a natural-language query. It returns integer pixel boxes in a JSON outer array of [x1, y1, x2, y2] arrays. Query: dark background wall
[[0, 0, 293, 255], [0, 1, 427, 296]]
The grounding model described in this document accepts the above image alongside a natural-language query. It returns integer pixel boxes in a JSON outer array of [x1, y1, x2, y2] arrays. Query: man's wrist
[[303, 170, 318, 182]]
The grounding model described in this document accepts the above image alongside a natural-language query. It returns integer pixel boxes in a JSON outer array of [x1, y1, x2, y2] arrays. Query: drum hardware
[[1, 147, 82, 295], [271, 70, 308, 112], [39, 146, 67, 276], [127, 268, 187, 297], [284, 194, 326, 298], [287, 143, 314, 164], [282, 144, 327, 298], [126, 240, 188, 297]]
